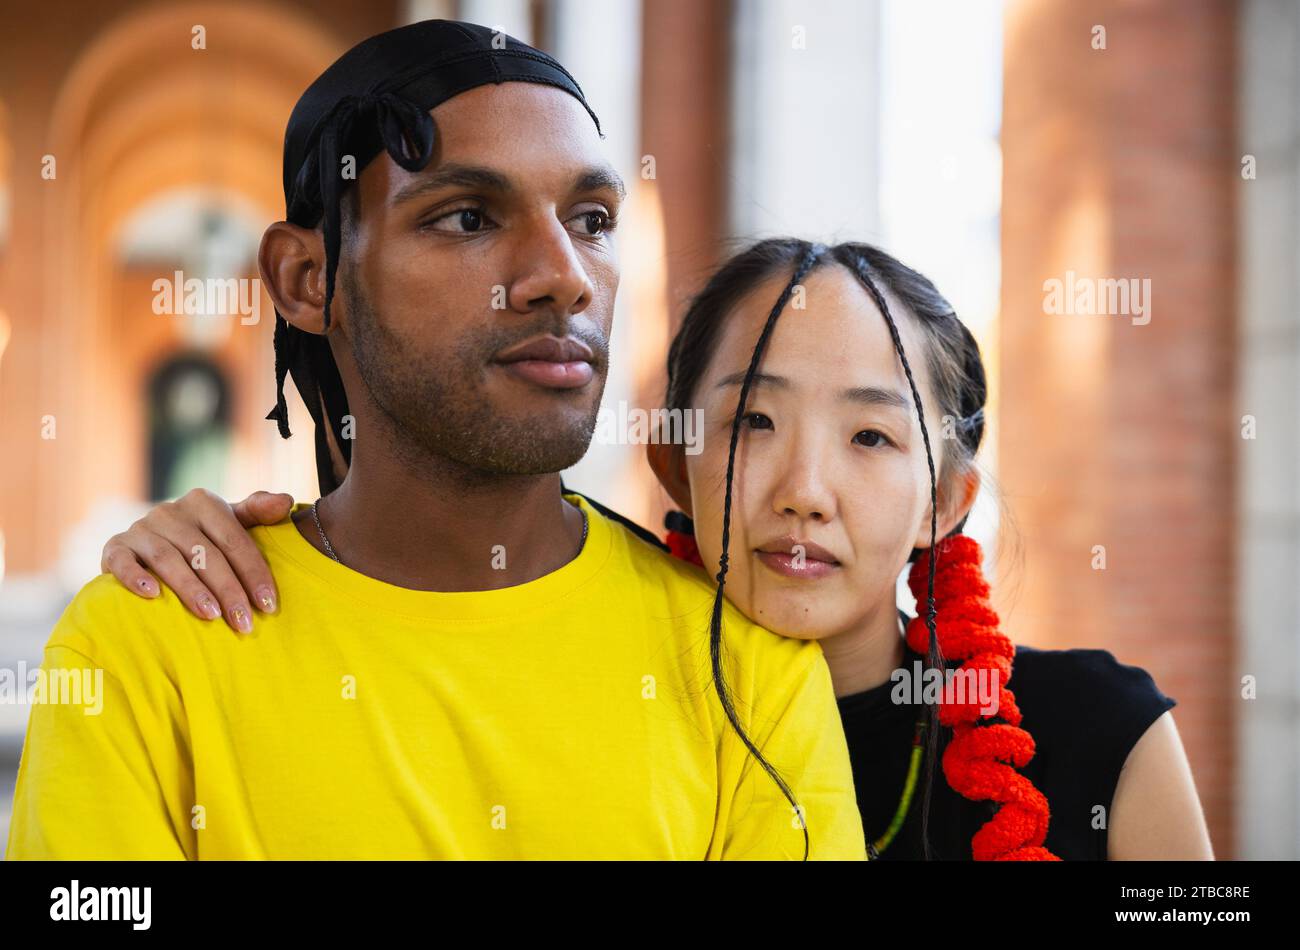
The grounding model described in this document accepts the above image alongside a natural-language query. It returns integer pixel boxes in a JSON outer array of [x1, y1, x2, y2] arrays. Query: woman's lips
[[754, 540, 841, 579], [755, 551, 839, 579]]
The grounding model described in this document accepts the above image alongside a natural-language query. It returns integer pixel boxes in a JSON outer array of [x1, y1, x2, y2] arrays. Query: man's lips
[[754, 536, 841, 579], [493, 336, 595, 390]]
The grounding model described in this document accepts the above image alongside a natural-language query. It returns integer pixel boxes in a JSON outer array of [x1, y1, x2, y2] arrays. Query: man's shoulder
[[43, 572, 197, 675], [598, 507, 708, 584], [587, 502, 821, 674], [42, 528, 303, 675], [56, 571, 194, 633], [588, 501, 725, 607]]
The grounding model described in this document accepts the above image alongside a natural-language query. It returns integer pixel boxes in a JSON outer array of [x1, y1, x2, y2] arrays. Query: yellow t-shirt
[[7, 494, 865, 860]]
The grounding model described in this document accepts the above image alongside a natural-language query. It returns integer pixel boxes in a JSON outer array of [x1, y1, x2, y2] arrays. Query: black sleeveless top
[[836, 613, 1177, 860]]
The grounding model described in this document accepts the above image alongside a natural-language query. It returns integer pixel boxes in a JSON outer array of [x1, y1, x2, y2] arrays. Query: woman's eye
[[571, 210, 616, 237], [853, 429, 891, 448], [743, 412, 773, 431], [423, 208, 491, 233]]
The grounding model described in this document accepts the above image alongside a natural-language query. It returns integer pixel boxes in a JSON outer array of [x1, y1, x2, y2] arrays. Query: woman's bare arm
[[1108, 711, 1215, 859]]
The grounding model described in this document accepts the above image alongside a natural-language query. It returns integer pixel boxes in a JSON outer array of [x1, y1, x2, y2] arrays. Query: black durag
[[265, 19, 604, 494]]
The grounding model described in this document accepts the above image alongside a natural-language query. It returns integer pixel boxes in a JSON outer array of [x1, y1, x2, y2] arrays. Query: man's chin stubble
[[343, 276, 609, 483], [379, 402, 601, 485]]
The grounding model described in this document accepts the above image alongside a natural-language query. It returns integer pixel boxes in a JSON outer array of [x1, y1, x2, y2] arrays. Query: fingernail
[[137, 577, 159, 596], [231, 605, 253, 634], [197, 595, 221, 620], [255, 586, 277, 614]]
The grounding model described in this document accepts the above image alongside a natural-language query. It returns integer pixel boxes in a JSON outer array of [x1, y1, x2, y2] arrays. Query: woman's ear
[[646, 440, 693, 517], [914, 464, 981, 549], [259, 221, 328, 334]]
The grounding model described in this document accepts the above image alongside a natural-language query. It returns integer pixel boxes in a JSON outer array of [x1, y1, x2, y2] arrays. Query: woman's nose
[[771, 453, 837, 523]]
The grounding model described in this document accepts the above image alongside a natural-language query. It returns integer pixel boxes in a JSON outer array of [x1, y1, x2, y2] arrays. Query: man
[[7, 20, 863, 859]]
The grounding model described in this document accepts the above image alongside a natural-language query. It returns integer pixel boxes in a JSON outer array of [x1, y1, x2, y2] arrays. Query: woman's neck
[[817, 603, 908, 699]]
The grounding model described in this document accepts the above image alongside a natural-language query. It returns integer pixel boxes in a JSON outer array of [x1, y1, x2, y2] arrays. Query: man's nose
[[506, 217, 594, 316]]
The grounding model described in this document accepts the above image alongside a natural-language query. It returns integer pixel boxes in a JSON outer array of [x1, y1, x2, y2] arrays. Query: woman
[[101, 238, 1214, 860]]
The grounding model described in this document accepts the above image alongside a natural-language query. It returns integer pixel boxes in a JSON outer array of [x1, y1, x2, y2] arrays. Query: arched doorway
[[146, 354, 231, 501]]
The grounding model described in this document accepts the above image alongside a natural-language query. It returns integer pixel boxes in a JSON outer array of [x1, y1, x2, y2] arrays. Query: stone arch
[[41, 1, 342, 517]]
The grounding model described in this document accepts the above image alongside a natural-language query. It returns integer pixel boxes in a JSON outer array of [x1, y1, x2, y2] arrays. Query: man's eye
[[742, 412, 773, 431], [424, 208, 490, 233], [571, 210, 616, 237], [853, 429, 892, 448]]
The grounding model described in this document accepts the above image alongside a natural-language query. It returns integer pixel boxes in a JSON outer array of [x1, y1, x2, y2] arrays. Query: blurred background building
[[0, 0, 1293, 859]]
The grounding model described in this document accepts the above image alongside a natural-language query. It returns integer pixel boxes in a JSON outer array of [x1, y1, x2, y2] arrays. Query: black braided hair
[[265, 191, 358, 497], [833, 246, 944, 860], [665, 237, 989, 861], [708, 242, 826, 861]]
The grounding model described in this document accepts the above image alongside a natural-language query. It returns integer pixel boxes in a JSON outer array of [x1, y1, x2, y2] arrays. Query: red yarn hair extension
[[665, 528, 704, 569], [905, 534, 1060, 860]]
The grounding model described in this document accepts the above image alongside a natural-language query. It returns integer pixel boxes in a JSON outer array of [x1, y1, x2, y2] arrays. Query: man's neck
[[293, 446, 585, 593]]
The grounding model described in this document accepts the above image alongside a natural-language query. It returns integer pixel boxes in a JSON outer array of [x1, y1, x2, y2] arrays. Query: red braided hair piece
[[665, 527, 703, 568], [905, 534, 1060, 860]]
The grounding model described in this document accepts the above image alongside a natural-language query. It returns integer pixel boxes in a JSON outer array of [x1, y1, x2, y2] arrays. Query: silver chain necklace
[[309, 499, 342, 562], [309, 498, 588, 566]]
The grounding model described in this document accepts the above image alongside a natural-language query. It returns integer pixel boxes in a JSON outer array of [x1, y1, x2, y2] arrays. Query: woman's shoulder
[[1009, 644, 1173, 705], [1008, 644, 1177, 772]]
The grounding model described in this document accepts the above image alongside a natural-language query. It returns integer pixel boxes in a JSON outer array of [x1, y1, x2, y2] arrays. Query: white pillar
[[401, 0, 457, 25], [729, 0, 881, 241], [455, 0, 534, 43], [1236, 0, 1300, 860], [548, 0, 647, 517]]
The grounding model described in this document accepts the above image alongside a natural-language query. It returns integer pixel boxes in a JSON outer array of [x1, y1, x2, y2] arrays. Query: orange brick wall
[[1000, 0, 1237, 856]]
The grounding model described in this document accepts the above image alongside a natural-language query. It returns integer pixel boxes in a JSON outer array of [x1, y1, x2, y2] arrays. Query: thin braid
[[843, 245, 1056, 860], [711, 241, 825, 860], [841, 251, 945, 860]]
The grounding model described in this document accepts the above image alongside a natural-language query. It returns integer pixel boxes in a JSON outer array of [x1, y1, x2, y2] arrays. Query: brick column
[[1000, 0, 1237, 855]]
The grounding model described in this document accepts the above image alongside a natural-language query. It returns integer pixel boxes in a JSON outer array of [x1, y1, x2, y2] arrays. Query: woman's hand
[[101, 489, 294, 634]]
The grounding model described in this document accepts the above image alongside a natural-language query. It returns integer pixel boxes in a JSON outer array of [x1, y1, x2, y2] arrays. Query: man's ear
[[259, 222, 328, 334], [914, 464, 981, 549], [647, 440, 693, 517]]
